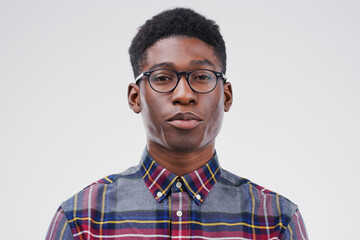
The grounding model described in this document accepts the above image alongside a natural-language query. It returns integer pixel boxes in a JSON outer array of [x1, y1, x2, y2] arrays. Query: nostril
[[173, 99, 195, 106]]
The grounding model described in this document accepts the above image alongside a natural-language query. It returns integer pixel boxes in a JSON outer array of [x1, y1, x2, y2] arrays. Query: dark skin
[[128, 36, 233, 176]]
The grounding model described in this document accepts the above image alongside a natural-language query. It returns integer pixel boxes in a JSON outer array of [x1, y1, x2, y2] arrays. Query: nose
[[171, 75, 197, 105]]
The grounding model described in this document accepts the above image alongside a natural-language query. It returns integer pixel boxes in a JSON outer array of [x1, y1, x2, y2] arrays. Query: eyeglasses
[[135, 69, 227, 93]]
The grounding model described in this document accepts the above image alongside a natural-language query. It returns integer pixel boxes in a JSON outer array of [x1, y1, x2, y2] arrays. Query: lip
[[166, 112, 203, 130]]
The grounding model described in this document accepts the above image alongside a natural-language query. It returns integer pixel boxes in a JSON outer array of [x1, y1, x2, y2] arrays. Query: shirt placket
[[170, 180, 190, 239]]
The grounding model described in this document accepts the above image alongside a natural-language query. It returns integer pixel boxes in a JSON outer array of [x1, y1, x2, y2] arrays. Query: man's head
[[128, 8, 232, 156], [129, 8, 227, 78]]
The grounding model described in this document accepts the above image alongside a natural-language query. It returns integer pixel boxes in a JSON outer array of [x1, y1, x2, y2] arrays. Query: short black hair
[[129, 8, 226, 78]]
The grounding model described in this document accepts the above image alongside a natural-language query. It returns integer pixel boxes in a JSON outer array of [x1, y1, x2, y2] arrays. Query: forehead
[[143, 36, 221, 72]]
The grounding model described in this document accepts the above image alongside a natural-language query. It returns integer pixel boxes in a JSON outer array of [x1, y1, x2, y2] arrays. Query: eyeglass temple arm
[[219, 73, 227, 82], [135, 73, 145, 83]]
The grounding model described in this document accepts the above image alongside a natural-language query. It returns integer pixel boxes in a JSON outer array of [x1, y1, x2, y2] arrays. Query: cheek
[[140, 90, 165, 133], [208, 93, 225, 130], [211, 103, 224, 129]]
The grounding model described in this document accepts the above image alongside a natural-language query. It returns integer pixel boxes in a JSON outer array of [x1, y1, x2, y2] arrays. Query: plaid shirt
[[46, 150, 308, 239]]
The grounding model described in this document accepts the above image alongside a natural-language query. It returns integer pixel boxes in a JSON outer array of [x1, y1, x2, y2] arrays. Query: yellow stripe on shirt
[[68, 217, 286, 229], [276, 194, 282, 227], [249, 184, 256, 240]]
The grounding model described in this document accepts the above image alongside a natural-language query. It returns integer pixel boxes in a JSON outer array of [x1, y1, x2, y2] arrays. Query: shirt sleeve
[[282, 208, 308, 240], [45, 206, 74, 240]]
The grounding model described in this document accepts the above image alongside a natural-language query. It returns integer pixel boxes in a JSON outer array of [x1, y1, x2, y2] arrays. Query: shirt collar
[[140, 148, 221, 206]]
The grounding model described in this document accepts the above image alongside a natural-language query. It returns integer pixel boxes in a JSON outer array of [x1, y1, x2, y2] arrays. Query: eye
[[150, 70, 176, 85], [148, 70, 177, 92], [191, 71, 215, 83], [195, 75, 210, 80], [153, 75, 171, 82]]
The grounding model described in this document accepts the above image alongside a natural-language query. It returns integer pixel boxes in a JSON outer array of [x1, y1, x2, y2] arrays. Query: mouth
[[166, 112, 203, 130]]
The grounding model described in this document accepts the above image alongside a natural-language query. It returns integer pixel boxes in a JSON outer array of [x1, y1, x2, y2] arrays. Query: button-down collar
[[140, 149, 221, 205]]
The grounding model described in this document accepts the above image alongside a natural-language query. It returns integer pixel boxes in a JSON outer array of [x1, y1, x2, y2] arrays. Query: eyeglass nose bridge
[[176, 71, 191, 81], [173, 71, 195, 91]]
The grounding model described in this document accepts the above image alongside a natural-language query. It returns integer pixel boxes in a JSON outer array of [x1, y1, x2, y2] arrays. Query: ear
[[223, 82, 233, 112], [128, 83, 141, 113]]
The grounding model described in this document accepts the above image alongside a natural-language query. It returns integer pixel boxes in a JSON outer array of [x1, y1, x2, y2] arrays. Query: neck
[[147, 141, 215, 176]]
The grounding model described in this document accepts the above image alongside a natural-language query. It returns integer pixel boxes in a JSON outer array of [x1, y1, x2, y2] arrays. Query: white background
[[1, 0, 359, 239]]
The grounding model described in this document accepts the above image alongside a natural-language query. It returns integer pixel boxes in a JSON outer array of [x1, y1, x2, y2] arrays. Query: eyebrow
[[148, 59, 216, 71], [148, 62, 176, 71], [189, 59, 216, 68]]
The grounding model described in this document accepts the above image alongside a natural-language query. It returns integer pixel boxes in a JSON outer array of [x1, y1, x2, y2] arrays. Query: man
[[46, 8, 308, 239]]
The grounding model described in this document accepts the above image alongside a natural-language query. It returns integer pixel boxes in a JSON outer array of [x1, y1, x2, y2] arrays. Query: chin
[[169, 144, 200, 153], [164, 136, 210, 153]]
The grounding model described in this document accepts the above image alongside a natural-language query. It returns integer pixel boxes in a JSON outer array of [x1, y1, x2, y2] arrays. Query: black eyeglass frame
[[135, 69, 227, 94]]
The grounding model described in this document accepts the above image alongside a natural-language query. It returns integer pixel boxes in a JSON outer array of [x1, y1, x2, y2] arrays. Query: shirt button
[[176, 182, 182, 188], [176, 211, 183, 217], [196, 194, 201, 200], [157, 192, 163, 197]]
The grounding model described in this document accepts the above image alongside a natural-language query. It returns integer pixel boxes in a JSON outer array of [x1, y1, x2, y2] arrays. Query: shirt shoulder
[[60, 164, 141, 212], [84, 164, 141, 188], [219, 168, 299, 219]]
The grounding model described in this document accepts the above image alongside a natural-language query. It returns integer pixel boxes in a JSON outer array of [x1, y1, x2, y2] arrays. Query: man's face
[[130, 36, 232, 153]]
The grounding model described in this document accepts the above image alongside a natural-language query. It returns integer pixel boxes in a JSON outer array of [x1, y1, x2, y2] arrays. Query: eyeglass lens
[[149, 69, 217, 93]]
